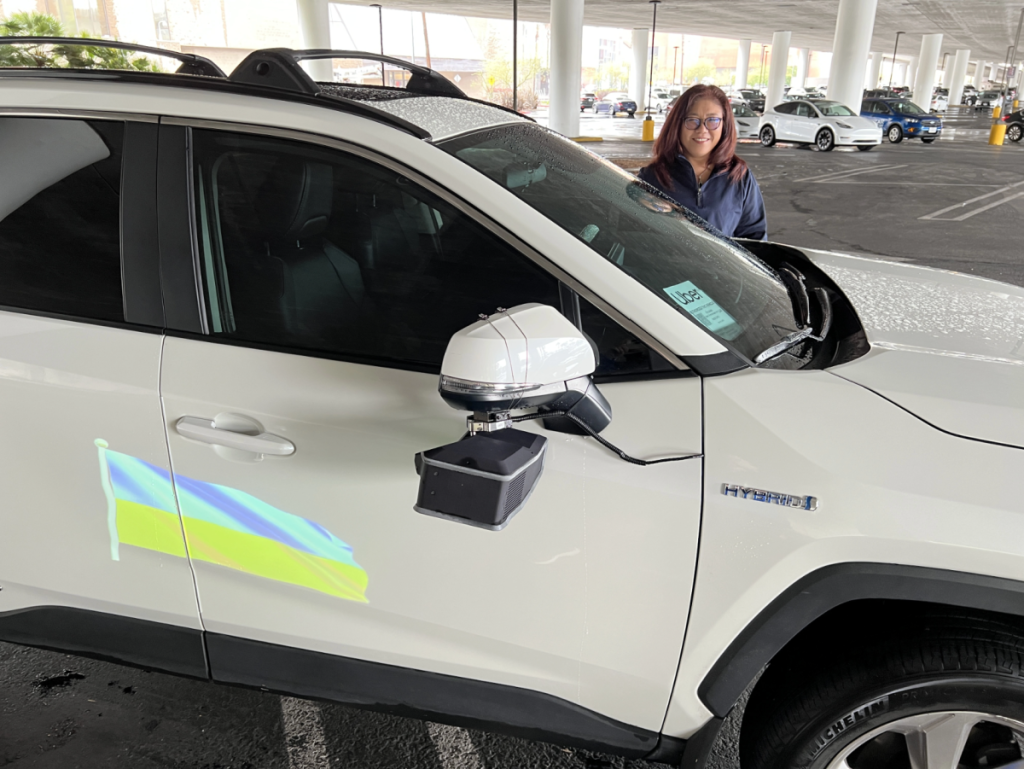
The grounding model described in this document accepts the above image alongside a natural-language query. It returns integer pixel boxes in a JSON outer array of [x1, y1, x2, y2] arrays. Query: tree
[[683, 59, 716, 85], [483, 56, 545, 111], [0, 12, 160, 71]]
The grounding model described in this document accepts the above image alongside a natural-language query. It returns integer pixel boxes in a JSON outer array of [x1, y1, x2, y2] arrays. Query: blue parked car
[[595, 92, 637, 117], [860, 98, 942, 144]]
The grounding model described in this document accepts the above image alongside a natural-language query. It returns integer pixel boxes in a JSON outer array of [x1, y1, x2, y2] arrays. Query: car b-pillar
[[549, 0, 585, 138]]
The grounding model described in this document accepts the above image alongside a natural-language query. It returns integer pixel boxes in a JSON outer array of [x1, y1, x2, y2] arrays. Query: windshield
[[732, 102, 757, 117], [439, 124, 800, 363], [815, 101, 856, 116], [890, 100, 925, 115]]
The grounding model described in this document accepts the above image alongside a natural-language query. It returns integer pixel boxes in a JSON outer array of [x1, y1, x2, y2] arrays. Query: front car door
[[0, 114, 204, 672], [155, 120, 703, 745]]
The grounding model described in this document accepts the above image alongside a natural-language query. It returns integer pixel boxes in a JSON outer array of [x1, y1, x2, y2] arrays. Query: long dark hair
[[649, 84, 748, 188]]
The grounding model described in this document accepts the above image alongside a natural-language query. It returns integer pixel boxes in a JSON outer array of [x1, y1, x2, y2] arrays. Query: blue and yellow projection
[[95, 439, 368, 603]]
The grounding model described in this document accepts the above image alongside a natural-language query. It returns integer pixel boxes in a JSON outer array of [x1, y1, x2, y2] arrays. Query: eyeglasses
[[682, 116, 723, 130]]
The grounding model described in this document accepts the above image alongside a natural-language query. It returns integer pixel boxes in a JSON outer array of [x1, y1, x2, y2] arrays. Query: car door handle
[[175, 416, 295, 456]]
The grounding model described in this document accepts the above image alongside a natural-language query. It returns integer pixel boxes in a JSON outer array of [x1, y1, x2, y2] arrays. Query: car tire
[[815, 128, 835, 152], [741, 611, 1024, 769], [856, 145, 874, 151], [760, 125, 776, 147], [887, 124, 903, 143], [1008, 123, 1023, 142], [628, 112, 635, 118], [921, 137, 937, 143]]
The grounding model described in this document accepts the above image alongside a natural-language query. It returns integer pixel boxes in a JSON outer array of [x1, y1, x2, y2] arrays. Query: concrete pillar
[[912, 34, 942, 112], [948, 49, 970, 105], [896, 61, 908, 86], [795, 47, 810, 88], [907, 56, 919, 92], [826, 0, 878, 110], [549, 0, 585, 137], [981, 61, 992, 85], [866, 51, 882, 89], [630, 28, 649, 111], [765, 31, 791, 112], [736, 38, 751, 89], [295, 0, 333, 82]]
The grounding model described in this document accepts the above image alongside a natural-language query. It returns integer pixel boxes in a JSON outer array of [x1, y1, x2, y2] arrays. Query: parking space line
[[794, 164, 907, 183], [427, 722, 484, 769], [280, 696, 329, 769], [918, 180, 1024, 220], [947, 191, 1024, 220]]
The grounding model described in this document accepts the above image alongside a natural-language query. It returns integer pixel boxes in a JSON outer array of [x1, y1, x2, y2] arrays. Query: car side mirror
[[413, 304, 612, 531]]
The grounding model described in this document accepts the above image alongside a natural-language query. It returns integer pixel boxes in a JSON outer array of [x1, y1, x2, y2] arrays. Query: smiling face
[[679, 96, 725, 164]]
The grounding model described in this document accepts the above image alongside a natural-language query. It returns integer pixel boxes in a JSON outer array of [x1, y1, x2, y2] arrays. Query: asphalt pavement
[[2, 107, 1022, 769]]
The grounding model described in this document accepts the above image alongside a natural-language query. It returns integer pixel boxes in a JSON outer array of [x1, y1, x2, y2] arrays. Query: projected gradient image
[[95, 439, 368, 603]]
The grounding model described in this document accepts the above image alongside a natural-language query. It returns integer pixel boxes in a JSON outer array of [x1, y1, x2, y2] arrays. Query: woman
[[638, 85, 767, 240]]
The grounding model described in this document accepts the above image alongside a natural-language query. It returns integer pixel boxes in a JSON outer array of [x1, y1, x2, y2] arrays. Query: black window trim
[[0, 108, 164, 330], [161, 115, 693, 377]]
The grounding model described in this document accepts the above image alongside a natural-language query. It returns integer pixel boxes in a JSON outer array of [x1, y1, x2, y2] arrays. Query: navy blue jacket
[[638, 157, 768, 240]]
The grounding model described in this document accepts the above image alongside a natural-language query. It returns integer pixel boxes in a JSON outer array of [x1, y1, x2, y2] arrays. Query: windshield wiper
[[754, 267, 833, 365]]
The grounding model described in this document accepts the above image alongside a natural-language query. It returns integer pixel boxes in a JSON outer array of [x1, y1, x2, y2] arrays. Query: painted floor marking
[[919, 179, 1024, 220], [947, 191, 1024, 220], [427, 722, 484, 769], [794, 164, 907, 183], [281, 696, 329, 769]]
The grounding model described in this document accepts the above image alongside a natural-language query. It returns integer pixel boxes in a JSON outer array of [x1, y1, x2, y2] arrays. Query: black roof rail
[[0, 36, 225, 77], [229, 48, 466, 99]]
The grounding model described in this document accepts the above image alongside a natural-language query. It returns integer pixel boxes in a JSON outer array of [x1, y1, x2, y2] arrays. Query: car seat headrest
[[256, 157, 333, 242]]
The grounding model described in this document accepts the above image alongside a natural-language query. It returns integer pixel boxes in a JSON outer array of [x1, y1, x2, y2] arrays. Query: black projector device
[[414, 428, 547, 531]]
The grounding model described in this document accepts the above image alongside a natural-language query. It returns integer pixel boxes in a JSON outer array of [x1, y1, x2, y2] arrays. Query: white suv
[[3, 38, 1024, 769]]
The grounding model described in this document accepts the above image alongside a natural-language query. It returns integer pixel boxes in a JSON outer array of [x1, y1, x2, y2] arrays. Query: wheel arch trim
[[696, 563, 1024, 718]]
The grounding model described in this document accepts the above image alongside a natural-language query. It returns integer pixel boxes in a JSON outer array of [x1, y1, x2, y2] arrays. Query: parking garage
[[2, 1, 1024, 769]]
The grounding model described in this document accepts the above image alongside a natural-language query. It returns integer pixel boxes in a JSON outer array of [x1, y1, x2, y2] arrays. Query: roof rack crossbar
[[229, 48, 466, 99], [0, 36, 226, 77]]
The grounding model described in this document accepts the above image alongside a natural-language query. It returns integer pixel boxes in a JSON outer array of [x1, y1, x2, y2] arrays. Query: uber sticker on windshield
[[663, 281, 738, 334]]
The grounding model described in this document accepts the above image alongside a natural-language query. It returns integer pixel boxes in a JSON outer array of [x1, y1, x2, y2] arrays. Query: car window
[[795, 103, 814, 118], [775, 102, 796, 115], [189, 129, 669, 376], [815, 101, 856, 116], [0, 117, 125, 322], [441, 124, 798, 364], [732, 102, 756, 117], [890, 100, 925, 116]]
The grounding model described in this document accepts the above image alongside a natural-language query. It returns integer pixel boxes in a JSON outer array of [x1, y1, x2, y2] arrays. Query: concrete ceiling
[[368, 0, 1024, 64]]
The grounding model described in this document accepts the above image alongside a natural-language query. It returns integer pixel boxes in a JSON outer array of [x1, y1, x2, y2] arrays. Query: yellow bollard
[[989, 123, 1008, 145], [1015, 100, 1020, 110], [993, 105, 1002, 119], [642, 115, 656, 141]]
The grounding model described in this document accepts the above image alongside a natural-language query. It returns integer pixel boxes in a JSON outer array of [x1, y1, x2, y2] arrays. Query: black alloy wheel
[[1008, 123, 1023, 142], [887, 124, 903, 143], [741, 611, 1024, 769], [760, 124, 777, 147], [628, 111, 635, 118], [815, 129, 835, 151]]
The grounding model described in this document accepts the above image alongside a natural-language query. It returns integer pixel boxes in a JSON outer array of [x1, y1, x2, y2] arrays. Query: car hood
[[831, 115, 878, 130], [802, 248, 1024, 449]]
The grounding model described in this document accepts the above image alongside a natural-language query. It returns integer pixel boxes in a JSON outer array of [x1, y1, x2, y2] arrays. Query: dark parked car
[[736, 88, 765, 113], [595, 92, 637, 117], [1002, 108, 1024, 142], [860, 98, 942, 144], [580, 92, 596, 112]]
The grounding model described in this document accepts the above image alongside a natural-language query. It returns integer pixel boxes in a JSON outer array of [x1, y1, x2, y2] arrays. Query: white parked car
[[760, 99, 883, 150], [5, 38, 1024, 769], [930, 92, 949, 112], [730, 98, 760, 138], [649, 88, 674, 113]]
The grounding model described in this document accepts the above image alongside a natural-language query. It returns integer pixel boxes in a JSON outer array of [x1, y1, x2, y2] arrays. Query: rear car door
[[155, 121, 702, 740], [0, 114, 203, 672], [773, 102, 797, 139]]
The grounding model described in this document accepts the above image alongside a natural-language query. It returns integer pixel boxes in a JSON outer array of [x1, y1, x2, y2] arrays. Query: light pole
[[512, 0, 518, 112], [369, 3, 384, 85], [642, 0, 660, 141], [888, 31, 904, 89], [758, 44, 767, 89], [673, 45, 679, 85]]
